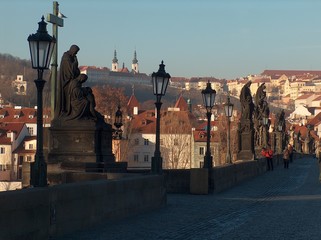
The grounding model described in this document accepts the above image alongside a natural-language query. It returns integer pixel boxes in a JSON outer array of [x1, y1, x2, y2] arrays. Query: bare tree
[[160, 111, 192, 169], [92, 84, 128, 125]]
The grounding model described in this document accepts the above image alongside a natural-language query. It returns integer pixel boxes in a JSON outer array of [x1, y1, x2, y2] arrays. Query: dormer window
[[28, 115, 34, 119], [0, 115, 4, 119], [14, 114, 19, 119]]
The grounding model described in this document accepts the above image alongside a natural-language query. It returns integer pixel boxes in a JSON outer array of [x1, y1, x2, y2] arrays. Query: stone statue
[[64, 74, 101, 121], [253, 83, 270, 148], [275, 109, 285, 131], [240, 81, 254, 121], [56, 45, 80, 118], [55, 45, 102, 122]]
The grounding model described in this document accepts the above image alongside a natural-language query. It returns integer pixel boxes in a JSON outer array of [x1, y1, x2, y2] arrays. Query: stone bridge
[[55, 155, 321, 240]]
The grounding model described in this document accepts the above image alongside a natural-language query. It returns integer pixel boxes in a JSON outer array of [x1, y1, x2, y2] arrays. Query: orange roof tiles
[[174, 96, 189, 111], [262, 70, 321, 77], [0, 122, 26, 144], [0, 107, 50, 123]]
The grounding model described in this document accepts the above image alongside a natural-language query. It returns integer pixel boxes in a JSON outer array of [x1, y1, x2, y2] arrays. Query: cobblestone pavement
[[54, 155, 321, 240]]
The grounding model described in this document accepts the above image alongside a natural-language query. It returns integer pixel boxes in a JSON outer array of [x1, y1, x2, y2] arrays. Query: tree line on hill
[[0, 53, 236, 118]]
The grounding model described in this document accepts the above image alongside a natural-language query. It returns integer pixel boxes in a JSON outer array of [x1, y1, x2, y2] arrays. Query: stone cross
[[46, 1, 64, 119]]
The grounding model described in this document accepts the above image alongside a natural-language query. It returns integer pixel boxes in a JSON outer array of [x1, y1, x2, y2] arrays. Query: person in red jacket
[[262, 146, 274, 171]]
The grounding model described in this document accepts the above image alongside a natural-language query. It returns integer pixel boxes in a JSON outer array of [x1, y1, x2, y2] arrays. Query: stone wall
[[164, 156, 280, 194], [0, 175, 166, 240]]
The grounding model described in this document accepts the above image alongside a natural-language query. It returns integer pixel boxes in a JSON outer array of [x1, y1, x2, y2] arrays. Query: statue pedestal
[[237, 121, 255, 160], [48, 119, 126, 176]]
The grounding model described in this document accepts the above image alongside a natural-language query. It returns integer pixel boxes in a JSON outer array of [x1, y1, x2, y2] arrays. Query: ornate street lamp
[[262, 116, 269, 147], [28, 16, 56, 187], [151, 61, 170, 174], [277, 123, 283, 132], [201, 81, 216, 168], [113, 106, 123, 140], [224, 94, 234, 164]]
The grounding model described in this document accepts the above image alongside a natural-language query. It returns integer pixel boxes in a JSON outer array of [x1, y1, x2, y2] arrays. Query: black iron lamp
[[113, 106, 123, 139], [224, 95, 234, 164], [151, 61, 170, 174], [28, 16, 56, 187], [201, 81, 216, 168]]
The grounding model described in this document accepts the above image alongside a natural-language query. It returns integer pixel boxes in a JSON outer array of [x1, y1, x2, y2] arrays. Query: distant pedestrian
[[288, 144, 294, 163], [262, 146, 273, 171], [318, 151, 321, 182], [283, 147, 290, 169]]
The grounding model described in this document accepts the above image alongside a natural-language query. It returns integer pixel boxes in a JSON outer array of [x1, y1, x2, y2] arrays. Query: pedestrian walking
[[288, 144, 294, 163], [318, 150, 321, 182], [283, 147, 290, 169], [262, 146, 273, 171]]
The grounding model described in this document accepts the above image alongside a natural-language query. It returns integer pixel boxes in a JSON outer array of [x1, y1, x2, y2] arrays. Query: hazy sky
[[1, 0, 321, 79]]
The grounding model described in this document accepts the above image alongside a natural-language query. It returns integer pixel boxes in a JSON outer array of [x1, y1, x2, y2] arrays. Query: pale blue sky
[[1, 0, 321, 79]]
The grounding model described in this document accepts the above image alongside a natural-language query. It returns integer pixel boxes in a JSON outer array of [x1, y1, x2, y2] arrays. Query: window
[[27, 156, 32, 162], [29, 144, 34, 150], [144, 139, 149, 146], [134, 154, 139, 162], [19, 156, 24, 165], [0, 147, 5, 154], [174, 139, 179, 146], [27, 127, 34, 135], [6, 164, 11, 170], [199, 147, 205, 155], [144, 155, 149, 162], [134, 138, 139, 145], [160, 138, 164, 146]]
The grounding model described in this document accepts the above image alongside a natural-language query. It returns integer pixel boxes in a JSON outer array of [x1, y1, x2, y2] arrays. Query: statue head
[[69, 45, 80, 56]]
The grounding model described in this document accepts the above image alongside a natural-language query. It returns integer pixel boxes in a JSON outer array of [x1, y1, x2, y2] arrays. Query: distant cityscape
[[1, 51, 321, 190]]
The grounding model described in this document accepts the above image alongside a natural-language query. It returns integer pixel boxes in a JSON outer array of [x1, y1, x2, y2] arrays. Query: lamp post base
[[203, 155, 213, 169], [151, 156, 163, 174], [30, 156, 47, 187], [226, 154, 232, 164]]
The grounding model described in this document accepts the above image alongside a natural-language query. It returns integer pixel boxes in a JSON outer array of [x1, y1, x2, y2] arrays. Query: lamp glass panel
[[162, 77, 169, 95], [225, 105, 233, 117], [38, 41, 49, 68], [29, 41, 38, 68]]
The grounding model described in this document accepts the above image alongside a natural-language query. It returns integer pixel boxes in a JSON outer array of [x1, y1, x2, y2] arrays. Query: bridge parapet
[[0, 175, 166, 239]]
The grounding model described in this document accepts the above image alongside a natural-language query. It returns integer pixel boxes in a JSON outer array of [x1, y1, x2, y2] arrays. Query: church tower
[[112, 49, 119, 72], [131, 50, 139, 73]]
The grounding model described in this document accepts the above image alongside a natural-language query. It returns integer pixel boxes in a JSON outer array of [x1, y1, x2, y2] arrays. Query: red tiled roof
[[312, 96, 321, 101], [308, 112, 321, 126], [130, 109, 197, 134], [0, 107, 51, 123], [13, 136, 37, 154], [130, 110, 156, 134], [119, 67, 129, 73], [252, 78, 271, 84], [174, 96, 189, 111], [296, 93, 313, 100], [262, 70, 321, 77], [79, 66, 110, 71], [0, 122, 26, 144]]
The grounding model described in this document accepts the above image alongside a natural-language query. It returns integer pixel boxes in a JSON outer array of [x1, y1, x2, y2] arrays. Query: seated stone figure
[[64, 74, 101, 121]]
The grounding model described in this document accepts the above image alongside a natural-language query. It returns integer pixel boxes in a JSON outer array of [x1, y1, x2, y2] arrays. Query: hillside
[[0, 53, 237, 115], [0, 53, 49, 107]]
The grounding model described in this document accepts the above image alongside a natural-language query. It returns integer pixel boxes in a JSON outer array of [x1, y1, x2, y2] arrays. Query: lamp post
[[28, 16, 56, 187], [262, 116, 269, 147], [151, 61, 170, 174], [201, 81, 216, 168], [113, 105, 123, 140], [277, 122, 283, 153], [224, 94, 234, 164]]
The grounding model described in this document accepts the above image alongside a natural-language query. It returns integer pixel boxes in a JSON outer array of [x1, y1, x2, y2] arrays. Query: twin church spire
[[111, 50, 139, 73]]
